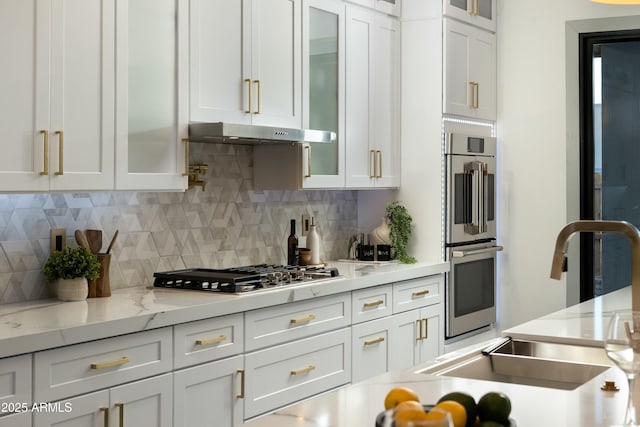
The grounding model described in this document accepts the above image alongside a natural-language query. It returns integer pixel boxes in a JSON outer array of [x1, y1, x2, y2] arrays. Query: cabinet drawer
[[245, 293, 351, 351], [34, 327, 172, 402], [392, 275, 443, 313], [174, 313, 244, 369], [244, 328, 351, 419], [351, 317, 392, 383], [0, 354, 31, 409], [0, 411, 30, 427], [352, 284, 393, 324]]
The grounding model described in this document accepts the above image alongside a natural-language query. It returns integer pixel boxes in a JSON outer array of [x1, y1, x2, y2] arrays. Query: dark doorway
[[580, 30, 640, 302]]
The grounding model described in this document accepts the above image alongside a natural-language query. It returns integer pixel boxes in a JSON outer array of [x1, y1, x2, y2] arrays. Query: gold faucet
[[550, 220, 640, 310]]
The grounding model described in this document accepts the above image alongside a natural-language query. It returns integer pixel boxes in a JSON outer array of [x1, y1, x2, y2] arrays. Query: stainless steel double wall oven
[[444, 132, 502, 338]]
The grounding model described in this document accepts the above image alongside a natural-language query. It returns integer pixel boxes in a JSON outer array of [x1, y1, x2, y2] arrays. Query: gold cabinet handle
[[376, 150, 383, 178], [469, 82, 479, 109], [254, 80, 261, 114], [182, 138, 189, 176], [363, 300, 384, 309], [304, 145, 312, 178], [423, 318, 429, 340], [412, 289, 430, 298], [291, 314, 316, 324], [290, 365, 315, 376], [364, 337, 385, 346], [54, 130, 64, 175], [474, 82, 480, 109], [416, 319, 422, 341], [195, 335, 227, 346], [90, 356, 130, 370], [40, 130, 49, 176], [114, 403, 124, 427], [100, 407, 109, 427], [245, 78, 252, 113], [236, 369, 245, 398], [470, 0, 478, 16]]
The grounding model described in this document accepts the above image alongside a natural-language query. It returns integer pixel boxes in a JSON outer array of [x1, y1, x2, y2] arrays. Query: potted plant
[[385, 201, 417, 264], [44, 246, 101, 301]]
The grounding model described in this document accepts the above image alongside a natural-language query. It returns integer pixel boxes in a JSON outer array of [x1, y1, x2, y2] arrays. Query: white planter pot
[[55, 277, 89, 301]]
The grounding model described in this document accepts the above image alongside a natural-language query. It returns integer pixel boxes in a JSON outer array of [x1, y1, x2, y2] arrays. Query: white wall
[[497, 1, 640, 329]]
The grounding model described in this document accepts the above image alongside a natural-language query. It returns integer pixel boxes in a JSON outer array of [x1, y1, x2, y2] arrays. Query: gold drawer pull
[[100, 407, 109, 427], [90, 356, 130, 370], [412, 290, 430, 298], [291, 365, 316, 376], [54, 130, 64, 175], [115, 403, 124, 427], [195, 335, 227, 346], [364, 337, 385, 346], [363, 300, 384, 309], [39, 130, 49, 176], [291, 314, 316, 324], [236, 369, 245, 398]]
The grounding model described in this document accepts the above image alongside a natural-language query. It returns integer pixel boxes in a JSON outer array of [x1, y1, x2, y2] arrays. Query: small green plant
[[385, 201, 417, 264], [44, 246, 101, 282]]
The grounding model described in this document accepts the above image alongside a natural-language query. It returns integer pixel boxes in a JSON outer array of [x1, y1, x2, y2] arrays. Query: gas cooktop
[[152, 264, 340, 294]]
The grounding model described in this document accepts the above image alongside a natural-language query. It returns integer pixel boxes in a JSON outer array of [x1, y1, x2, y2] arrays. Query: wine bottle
[[287, 219, 299, 265]]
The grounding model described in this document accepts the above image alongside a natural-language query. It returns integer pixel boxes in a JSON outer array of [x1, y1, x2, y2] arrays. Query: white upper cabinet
[[190, 0, 302, 129], [345, 5, 400, 188], [443, 18, 496, 121], [115, 0, 188, 191], [443, 0, 495, 32], [0, 0, 115, 192], [346, 0, 401, 17]]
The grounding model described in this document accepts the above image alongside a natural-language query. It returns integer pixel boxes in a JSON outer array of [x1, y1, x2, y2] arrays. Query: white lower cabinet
[[0, 412, 30, 427], [244, 328, 351, 420], [389, 304, 442, 371], [33, 373, 172, 427], [351, 316, 393, 383], [173, 355, 244, 427]]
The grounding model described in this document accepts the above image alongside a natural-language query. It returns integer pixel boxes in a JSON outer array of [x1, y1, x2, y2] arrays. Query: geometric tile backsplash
[[0, 144, 358, 304]]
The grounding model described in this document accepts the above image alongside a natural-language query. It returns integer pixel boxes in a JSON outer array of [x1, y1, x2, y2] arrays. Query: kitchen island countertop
[[240, 287, 634, 427], [0, 260, 447, 358]]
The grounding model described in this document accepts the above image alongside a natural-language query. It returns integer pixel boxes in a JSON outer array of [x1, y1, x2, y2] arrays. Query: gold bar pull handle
[[195, 335, 227, 346], [412, 289, 430, 298], [90, 356, 130, 370], [423, 318, 429, 340], [182, 138, 189, 176], [236, 369, 245, 398], [416, 319, 423, 341], [290, 365, 315, 376], [304, 145, 312, 178], [474, 82, 480, 109], [364, 337, 385, 346], [40, 130, 49, 176], [54, 130, 64, 175], [471, 0, 478, 16], [363, 300, 384, 309], [245, 78, 252, 113], [115, 403, 124, 427], [290, 314, 316, 324], [254, 80, 261, 114], [376, 150, 383, 178], [469, 82, 479, 109], [100, 407, 109, 427]]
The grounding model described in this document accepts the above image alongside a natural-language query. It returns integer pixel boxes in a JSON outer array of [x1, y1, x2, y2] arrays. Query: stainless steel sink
[[419, 338, 613, 390]]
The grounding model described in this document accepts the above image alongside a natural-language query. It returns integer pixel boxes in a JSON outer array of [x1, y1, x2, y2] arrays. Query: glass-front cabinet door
[[444, 0, 495, 32], [301, 0, 345, 188]]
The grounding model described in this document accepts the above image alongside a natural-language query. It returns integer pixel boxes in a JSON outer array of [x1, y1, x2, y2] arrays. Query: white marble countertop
[[240, 287, 636, 427], [0, 260, 448, 358]]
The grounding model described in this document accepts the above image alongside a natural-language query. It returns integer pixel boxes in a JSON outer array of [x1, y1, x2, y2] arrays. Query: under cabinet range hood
[[188, 122, 336, 144]]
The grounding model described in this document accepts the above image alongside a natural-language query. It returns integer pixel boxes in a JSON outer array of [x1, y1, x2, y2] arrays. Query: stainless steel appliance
[[153, 264, 340, 294], [444, 132, 502, 338], [188, 122, 336, 145]]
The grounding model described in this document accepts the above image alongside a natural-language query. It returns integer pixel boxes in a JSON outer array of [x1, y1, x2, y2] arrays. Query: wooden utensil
[[75, 230, 91, 251], [85, 229, 102, 254], [106, 230, 119, 254]]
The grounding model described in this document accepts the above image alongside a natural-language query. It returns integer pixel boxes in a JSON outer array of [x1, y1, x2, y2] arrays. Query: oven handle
[[452, 245, 503, 258]]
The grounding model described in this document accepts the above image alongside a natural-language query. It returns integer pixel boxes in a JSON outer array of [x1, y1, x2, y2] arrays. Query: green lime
[[477, 392, 511, 424], [437, 392, 477, 427]]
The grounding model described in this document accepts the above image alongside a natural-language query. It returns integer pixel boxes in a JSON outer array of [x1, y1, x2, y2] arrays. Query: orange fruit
[[438, 391, 477, 427], [384, 386, 420, 410], [395, 400, 426, 412], [394, 406, 430, 427], [434, 400, 467, 427]]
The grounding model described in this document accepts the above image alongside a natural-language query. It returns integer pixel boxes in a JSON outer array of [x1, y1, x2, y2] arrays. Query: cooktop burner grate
[[152, 264, 340, 293]]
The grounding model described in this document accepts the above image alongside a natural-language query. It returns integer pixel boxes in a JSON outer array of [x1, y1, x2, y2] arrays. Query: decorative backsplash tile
[[0, 144, 357, 304]]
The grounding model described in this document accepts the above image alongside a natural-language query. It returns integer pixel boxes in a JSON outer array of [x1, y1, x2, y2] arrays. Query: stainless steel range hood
[[188, 122, 336, 144]]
